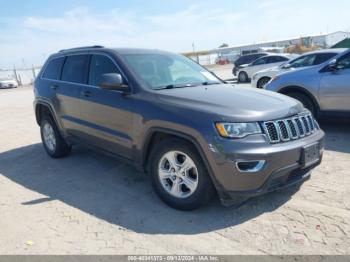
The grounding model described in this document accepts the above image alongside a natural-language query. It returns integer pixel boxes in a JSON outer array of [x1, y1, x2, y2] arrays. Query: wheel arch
[[142, 128, 206, 170], [141, 127, 222, 196], [34, 101, 65, 134], [257, 76, 271, 88], [278, 86, 320, 113]]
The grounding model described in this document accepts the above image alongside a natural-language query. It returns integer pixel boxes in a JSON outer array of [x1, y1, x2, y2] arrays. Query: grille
[[263, 112, 317, 143]]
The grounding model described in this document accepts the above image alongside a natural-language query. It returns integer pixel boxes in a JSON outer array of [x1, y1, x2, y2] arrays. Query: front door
[[79, 54, 134, 159], [319, 53, 350, 111]]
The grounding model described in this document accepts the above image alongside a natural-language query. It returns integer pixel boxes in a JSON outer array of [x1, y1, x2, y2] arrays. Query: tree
[[219, 43, 229, 48]]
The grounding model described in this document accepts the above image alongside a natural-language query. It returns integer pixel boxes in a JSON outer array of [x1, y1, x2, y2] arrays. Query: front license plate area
[[301, 142, 320, 168]]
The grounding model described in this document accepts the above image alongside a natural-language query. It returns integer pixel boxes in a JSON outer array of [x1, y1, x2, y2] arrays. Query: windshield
[[122, 53, 222, 90], [284, 53, 337, 69]]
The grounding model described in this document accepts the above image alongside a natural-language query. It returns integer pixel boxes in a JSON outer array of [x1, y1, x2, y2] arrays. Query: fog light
[[236, 160, 265, 173]]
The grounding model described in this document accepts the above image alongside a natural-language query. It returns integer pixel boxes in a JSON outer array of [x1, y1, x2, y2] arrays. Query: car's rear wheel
[[286, 92, 317, 117], [40, 116, 71, 158], [257, 77, 271, 89], [238, 71, 248, 83], [149, 138, 214, 210]]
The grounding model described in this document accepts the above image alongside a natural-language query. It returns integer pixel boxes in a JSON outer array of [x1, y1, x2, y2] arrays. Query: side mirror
[[328, 59, 345, 71], [99, 73, 129, 92], [282, 63, 291, 69]]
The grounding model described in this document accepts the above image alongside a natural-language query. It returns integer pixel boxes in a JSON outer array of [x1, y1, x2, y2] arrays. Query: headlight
[[270, 76, 280, 82], [215, 122, 262, 138]]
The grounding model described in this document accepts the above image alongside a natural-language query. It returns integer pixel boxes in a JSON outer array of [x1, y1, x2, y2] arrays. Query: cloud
[[23, 7, 137, 35], [0, 2, 349, 69], [0, 5, 245, 68]]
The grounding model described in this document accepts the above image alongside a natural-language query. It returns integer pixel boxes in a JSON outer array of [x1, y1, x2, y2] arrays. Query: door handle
[[82, 90, 92, 97], [50, 84, 59, 90]]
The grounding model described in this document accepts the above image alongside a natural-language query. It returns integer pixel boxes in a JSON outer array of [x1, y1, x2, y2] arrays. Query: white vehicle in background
[[0, 78, 18, 89], [237, 54, 296, 83], [251, 49, 344, 88]]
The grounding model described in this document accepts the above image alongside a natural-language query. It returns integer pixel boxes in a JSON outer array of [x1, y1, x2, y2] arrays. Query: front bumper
[[205, 130, 325, 205], [0, 83, 17, 88]]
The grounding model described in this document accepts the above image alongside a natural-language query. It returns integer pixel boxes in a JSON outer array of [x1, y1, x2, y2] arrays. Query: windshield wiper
[[154, 83, 196, 90], [154, 81, 221, 90], [202, 81, 220, 86]]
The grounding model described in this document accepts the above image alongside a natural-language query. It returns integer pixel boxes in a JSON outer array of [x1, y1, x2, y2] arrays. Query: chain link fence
[[0, 67, 42, 86]]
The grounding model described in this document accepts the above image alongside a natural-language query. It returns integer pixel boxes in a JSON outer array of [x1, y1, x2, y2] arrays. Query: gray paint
[[34, 47, 325, 204]]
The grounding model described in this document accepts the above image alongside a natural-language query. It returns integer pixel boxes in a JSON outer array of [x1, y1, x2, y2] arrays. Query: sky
[[0, 0, 349, 69]]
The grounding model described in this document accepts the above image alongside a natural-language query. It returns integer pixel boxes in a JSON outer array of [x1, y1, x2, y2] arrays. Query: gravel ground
[[0, 86, 349, 255]]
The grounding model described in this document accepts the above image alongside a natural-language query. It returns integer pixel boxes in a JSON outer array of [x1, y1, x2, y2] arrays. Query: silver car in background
[[265, 48, 350, 118], [252, 49, 344, 89], [0, 78, 18, 89]]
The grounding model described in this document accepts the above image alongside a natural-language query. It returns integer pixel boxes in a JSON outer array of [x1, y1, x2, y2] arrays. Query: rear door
[[246, 56, 269, 77], [319, 53, 350, 111], [266, 56, 289, 68], [49, 54, 89, 137], [79, 53, 134, 159]]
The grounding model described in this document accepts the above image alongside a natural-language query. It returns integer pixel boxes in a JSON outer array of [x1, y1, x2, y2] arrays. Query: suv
[[34, 46, 325, 210], [232, 53, 269, 77], [265, 48, 350, 118]]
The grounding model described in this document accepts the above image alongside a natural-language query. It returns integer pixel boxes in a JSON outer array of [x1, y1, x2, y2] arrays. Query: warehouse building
[[211, 31, 350, 56]]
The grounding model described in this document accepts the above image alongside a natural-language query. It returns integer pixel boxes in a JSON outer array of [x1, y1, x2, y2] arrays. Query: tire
[[257, 77, 271, 89], [286, 92, 317, 117], [40, 116, 71, 158], [238, 71, 248, 83], [149, 138, 215, 210]]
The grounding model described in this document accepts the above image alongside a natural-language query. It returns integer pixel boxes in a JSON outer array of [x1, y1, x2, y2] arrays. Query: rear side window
[[268, 56, 289, 63], [61, 55, 89, 84], [89, 55, 121, 86], [314, 53, 337, 65], [252, 56, 268, 65], [42, 57, 65, 80]]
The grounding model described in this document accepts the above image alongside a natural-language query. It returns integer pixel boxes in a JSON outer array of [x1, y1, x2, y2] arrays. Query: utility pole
[[192, 41, 199, 63]]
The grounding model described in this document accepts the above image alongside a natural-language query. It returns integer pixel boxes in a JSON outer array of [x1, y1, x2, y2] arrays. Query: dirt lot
[[0, 86, 350, 255]]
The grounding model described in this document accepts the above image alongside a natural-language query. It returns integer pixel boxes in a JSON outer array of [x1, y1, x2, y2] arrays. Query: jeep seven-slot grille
[[263, 112, 317, 143]]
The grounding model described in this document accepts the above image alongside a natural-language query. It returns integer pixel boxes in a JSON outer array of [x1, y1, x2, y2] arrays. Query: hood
[[155, 84, 304, 122]]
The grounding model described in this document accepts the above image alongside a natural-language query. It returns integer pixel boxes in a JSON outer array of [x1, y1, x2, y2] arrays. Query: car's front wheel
[[257, 77, 271, 89], [40, 116, 71, 158], [149, 138, 214, 210], [238, 71, 248, 82]]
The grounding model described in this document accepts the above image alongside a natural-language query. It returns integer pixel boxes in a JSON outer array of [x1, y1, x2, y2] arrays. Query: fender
[[34, 98, 66, 137], [279, 86, 320, 113], [140, 127, 225, 199]]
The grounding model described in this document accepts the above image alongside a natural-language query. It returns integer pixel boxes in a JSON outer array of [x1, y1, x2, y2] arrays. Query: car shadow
[[0, 143, 300, 235], [319, 118, 350, 154]]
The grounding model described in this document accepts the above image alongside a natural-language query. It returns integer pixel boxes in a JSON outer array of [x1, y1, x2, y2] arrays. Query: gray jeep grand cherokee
[[34, 46, 325, 210]]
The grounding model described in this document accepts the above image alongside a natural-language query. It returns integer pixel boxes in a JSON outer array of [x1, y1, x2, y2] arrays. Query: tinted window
[[314, 53, 337, 65], [89, 55, 121, 86], [268, 56, 289, 63], [61, 55, 89, 84], [43, 57, 65, 80], [235, 53, 266, 66], [252, 57, 268, 65]]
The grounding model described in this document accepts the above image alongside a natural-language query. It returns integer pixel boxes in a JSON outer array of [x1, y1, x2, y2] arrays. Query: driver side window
[[89, 55, 121, 87], [337, 54, 350, 69]]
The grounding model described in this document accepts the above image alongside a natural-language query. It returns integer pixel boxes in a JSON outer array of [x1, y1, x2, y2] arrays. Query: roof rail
[[59, 45, 105, 53]]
